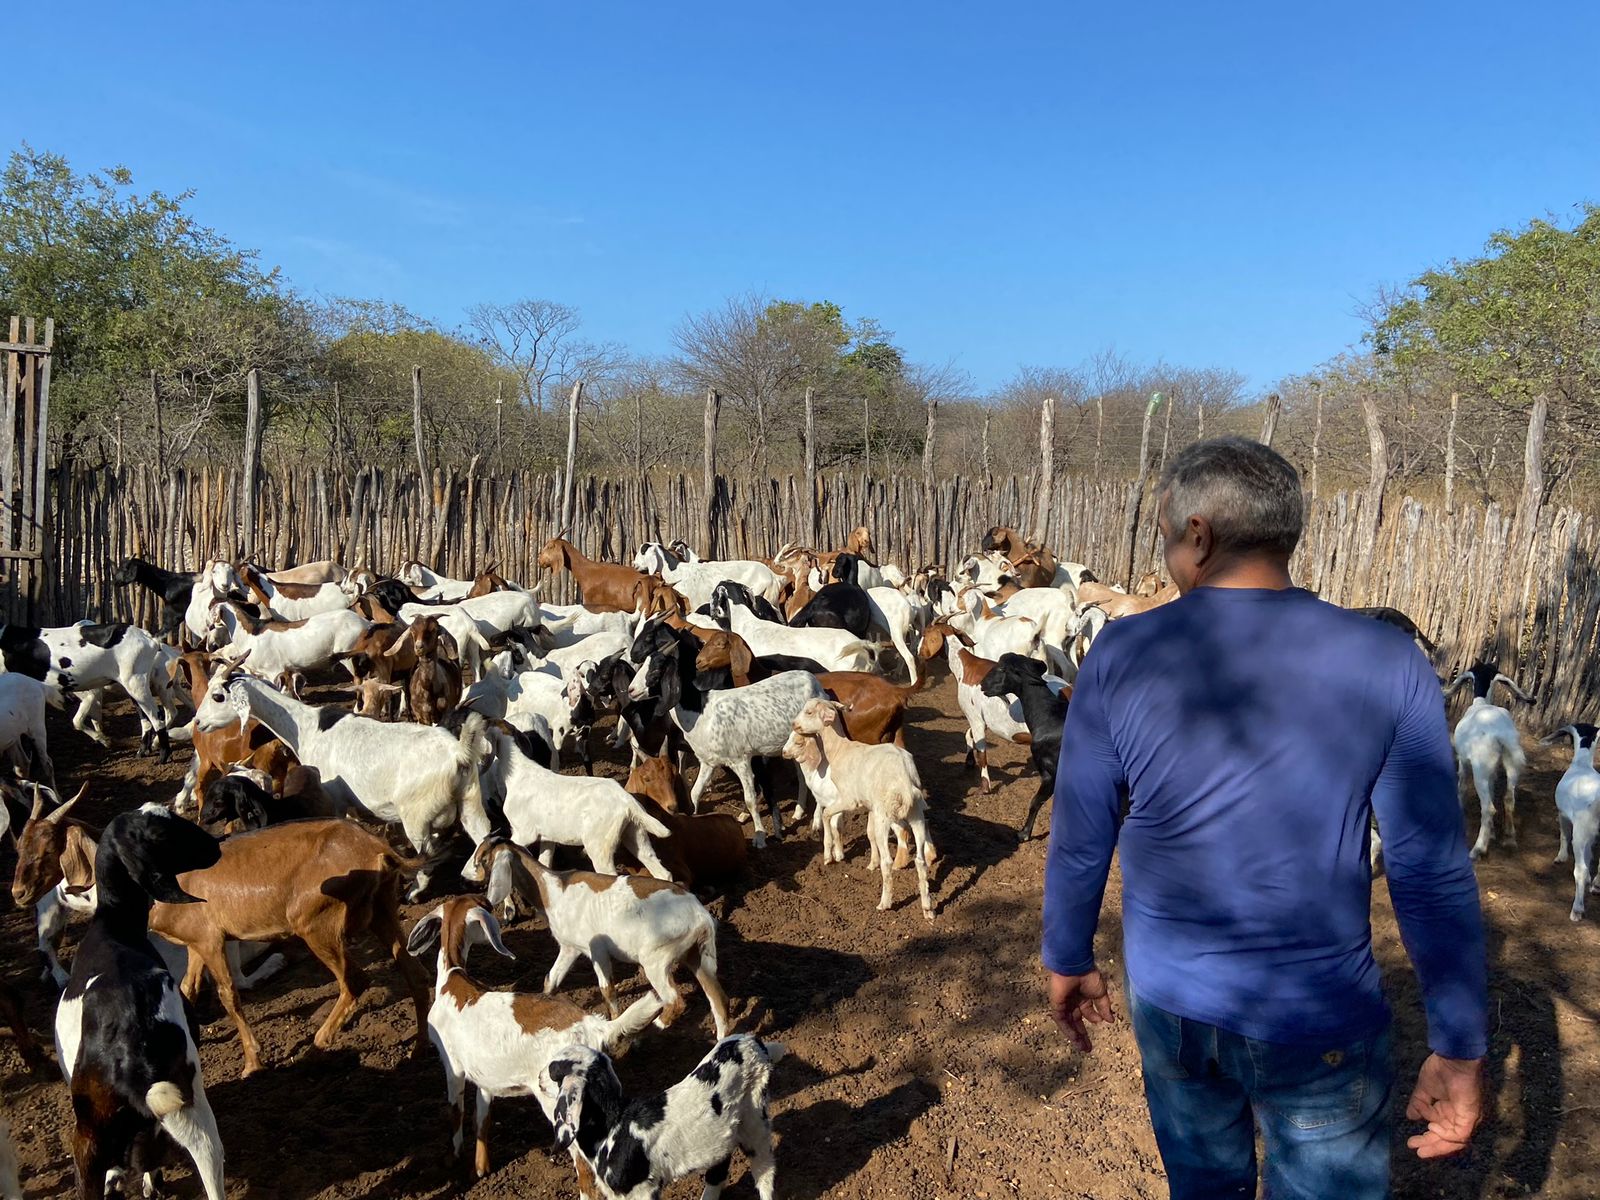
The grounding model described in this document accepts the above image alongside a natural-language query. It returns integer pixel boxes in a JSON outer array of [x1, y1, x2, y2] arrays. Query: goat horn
[[47, 783, 88, 823], [1494, 673, 1535, 704], [28, 784, 46, 822], [1443, 671, 1472, 695]]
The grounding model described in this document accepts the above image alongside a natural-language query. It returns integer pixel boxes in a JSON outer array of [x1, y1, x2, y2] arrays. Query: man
[[1044, 437, 1486, 1199]]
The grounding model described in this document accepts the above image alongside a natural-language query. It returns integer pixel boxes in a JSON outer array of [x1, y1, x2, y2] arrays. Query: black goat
[[56, 806, 227, 1200], [110, 558, 197, 638], [789, 582, 872, 638], [980, 653, 1070, 842]]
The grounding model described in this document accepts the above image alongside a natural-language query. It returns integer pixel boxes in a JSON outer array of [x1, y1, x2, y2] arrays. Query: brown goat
[[623, 755, 749, 894], [537, 538, 676, 613], [983, 527, 1059, 589], [48, 819, 429, 1077], [169, 652, 297, 812], [1078, 581, 1180, 620], [465, 567, 512, 598], [387, 614, 461, 725]]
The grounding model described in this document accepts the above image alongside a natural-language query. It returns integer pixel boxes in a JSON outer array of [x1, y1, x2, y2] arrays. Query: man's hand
[[1405, 1053, 1484, 1159], [1048, 969, 1114, 1052]]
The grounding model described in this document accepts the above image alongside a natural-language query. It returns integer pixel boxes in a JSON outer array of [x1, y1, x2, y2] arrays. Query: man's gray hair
[[1158, 436, 1304, 558]]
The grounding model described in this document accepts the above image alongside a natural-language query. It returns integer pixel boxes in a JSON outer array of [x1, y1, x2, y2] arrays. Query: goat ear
[[240, 794, 270, 830], [729, 634, 753, 683], [405, 909, 444, 957], [436, 627, 461, 661], [465, 906, 515, 960]]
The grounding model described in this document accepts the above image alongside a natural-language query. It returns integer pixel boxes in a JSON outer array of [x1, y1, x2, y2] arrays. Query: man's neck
[[1195, 556, 1294, 591]]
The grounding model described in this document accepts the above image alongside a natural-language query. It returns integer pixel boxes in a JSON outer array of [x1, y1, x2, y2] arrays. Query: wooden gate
[[1, 316, 54, 623]]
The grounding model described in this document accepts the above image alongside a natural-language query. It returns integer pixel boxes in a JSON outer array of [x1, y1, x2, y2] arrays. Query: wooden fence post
[[1120, 392, 1161, 584], [561, 380, 583, 532], [241, 367, 262, 558], [804, 386, 818, 543], [981, 409, 992, 486], [703, 389, 720, 557], [150, 369, 165, 475], [1094, 396, 1104, 477], [413, 365, 430, 554], [1357, 393, 1388, 584], [1445, 391, 1458, 514], [332, 381, 343, 471], [1259, 392, 1282, 447], [1501, 394, 1548, 660], [1310, 385, 1323, 499], [1033, 396, 1055, 544], [922, 394, 938, 546]]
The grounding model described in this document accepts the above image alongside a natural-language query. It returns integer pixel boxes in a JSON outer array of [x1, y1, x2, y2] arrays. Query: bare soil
[[2, 674, 1596, 1199]]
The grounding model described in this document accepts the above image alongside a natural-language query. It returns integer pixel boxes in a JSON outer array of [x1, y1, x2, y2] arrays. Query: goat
[[199, 764, 336, 831], [14, 785, 269, 992], [238, 562, 358, 621], [788, 580, 872, 636], [718, 596, 876, 673], [462, 654, 585, 768], [111, 556, 197, 638], [943, 596, 1043, 662], [634, 543, 784, 609], [1540, 723, 1600, 920], [182, 561, 244, 643], [540, 538, 676, 614], [168, 651, 297, 814], [265, 559, 348, 586], [783, 698, 935, 917], [919, 622, 1026, 793], [207, 601, 372, 684], [55, 806, 226, 1200], [476, 839, 733, 1037], [0, 673, 56, 789], [706, 579, 787, 626], [407, 897, 663, 1179], [625, 754, 749, 894], [1445, 662, 1533, 859], [389, 613, 463, 725], [1080, 582, 1180, 621], [154, 819, 428, 1077], [542, 1035, 784, 1200], [2, 621, 182, 759], [399, 589, 545, 679], [467, 722, 673, 879], [980, 653, 1072, 841], [398, 560, 477, 602], [627, 644, 824, 846], [194, 667, 491, 895]]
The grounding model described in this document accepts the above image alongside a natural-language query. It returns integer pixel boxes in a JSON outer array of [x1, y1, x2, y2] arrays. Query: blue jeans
[[1129, 990, 1393, 1200]]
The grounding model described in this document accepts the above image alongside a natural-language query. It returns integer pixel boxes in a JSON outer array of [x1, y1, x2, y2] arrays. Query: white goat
[[1446, 663, 1532, 860], [461, 662, 577, 766], [0, 673, 55, 787], [207, 602, 371, 683], [406, 896, 663, 1179], [193, 669, 490, 896], [634, 543, 784, 608], [784, 698, 935, 918], [399, 589, 544, 678], [467, 724, 673, 879], [398, 560, 477, 602], [184, 561, 242, 642], [865, 585, 922, 682], [1542, 723, 1600, 921], [239, 565, 358, 621], [627, 654, 825, 846], [478, 839, 733, 1038], [721, 601, 877, 673]]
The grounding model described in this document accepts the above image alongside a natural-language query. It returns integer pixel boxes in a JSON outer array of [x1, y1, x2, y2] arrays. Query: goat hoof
[[1571, 910, 1585, 923], [1469, 847, 1486, 861], [1017, 829, 1032, 844]]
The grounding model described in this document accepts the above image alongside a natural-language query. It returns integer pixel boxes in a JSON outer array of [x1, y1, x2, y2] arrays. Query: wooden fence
[[23, 462, 1600, 725]]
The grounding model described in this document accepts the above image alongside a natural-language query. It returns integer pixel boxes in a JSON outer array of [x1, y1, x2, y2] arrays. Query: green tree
[[0, 144, 308, 459]]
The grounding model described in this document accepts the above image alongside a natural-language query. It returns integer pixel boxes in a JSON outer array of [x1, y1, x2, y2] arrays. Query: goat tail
[[145, 1081, 188, 1117], [455, 711, 493, 762]]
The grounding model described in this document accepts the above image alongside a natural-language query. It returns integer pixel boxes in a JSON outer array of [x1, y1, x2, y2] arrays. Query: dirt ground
[[2, 672, 1597, 1200]]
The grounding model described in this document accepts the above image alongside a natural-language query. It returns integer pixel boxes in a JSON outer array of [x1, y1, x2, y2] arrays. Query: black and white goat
[[1540, 723, 1600, 921], [542, 1035, 784, 1200], [55, 805, 226, 1200], [1445, 662, 1532, 860], [0, 621, 181, 760], [111, 557, 198, 639], [980, 653, 1070, 843]]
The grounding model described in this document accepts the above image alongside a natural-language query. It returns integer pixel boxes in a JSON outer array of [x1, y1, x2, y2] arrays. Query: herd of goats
[[0, 522, 1592, 1200]]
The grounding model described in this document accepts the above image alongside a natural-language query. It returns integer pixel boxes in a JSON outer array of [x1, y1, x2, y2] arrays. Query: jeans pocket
[[1130, 996, 1191, 1081], [1249, 1037, 1370, 1131]]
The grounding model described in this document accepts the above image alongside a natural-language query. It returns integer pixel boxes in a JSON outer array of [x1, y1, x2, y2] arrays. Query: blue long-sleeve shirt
[[1042, 585, 1488, 1059]]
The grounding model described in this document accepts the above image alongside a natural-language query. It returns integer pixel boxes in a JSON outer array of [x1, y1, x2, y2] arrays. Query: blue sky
[[14, 1, 1599, 390]]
